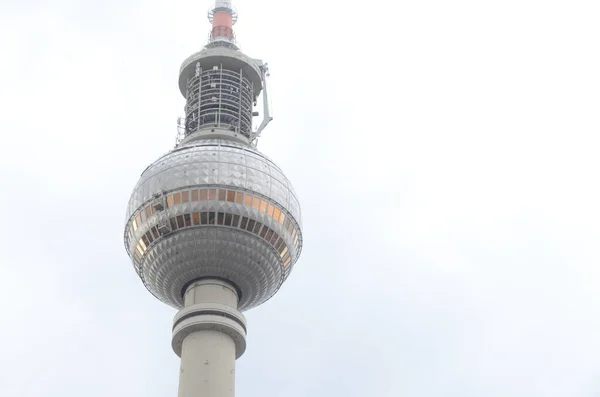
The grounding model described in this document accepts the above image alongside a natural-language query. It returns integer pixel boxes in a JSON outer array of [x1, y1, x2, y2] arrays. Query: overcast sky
[[1, 0, 600, 395]]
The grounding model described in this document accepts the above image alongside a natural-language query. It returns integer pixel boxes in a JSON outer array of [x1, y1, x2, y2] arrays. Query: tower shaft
[[172, 279, 247, 397]]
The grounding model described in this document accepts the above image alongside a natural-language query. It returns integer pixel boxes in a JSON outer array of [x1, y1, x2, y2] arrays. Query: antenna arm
[[255, 63, 273, 137]]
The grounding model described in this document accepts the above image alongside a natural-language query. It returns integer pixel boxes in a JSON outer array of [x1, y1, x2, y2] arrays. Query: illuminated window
[[184, 214, 192, 227], [208, 189, 217, 200], [191, 190, 199, 201], [225, 213, 233, 226], [217, 212, 225, 225], [193, 212, 200, 225], [218, 190, 226, 201], [246, 219, 255, 231], [266, 229, 274, 241], [177, 215, 185, 228], [279, 213, 286, 225], [227, 191, 235, 202], [208, 212, 215, 224], [245, 194, 252, 207], [182, 191, 190, 203], [139, 239, 147, 251], [260, 200, 267, 213], [167, 195, 174, 207], [252, 197, 260, 210], [232, 214, 240, 227], [280, 246, 288, 257], [146, 207, 153, 218], [200, 189, 208, 200], [136, 245, 144, 256], [132, 220, 138, 232], [240, 217, 248, 229], [273, 208, 281, 222], [284, 257, 292, 267], [253, 222, 262, 234], [267, 204, 275, 217], [135, 214, 142, 227], [174, 193, 182, 205], [235, 192, 243, 204], [201, 212, 208, 225]]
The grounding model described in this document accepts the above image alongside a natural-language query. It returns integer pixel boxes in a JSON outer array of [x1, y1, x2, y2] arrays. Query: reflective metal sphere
[[124, 138, 302, 311]]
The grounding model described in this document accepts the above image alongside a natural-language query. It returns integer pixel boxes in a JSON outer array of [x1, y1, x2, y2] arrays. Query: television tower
[[123, 1, 303, 396]]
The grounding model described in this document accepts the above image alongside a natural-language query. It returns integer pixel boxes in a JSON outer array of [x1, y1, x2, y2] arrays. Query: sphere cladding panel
[[143, 228, 282, 310], [125, 139, 302, 310], [126, 140, 301, 223]]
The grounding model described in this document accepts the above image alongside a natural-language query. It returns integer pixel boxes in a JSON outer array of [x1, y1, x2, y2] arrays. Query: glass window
[[177, 215, 184, 228], [279, 213, 286, 225], [246, 219, 255, 231], [193, 212, 200, 225], [252, 197, 260, 210], [227, 191, 236, 202], [142, 235, 150, 246], [291, 229, 297, 239], [135, 214, 141, 227], [235, 192, 243, 204], [184, 214, 192, 227], [140, 210, 146, 223], [151, 227, 159, 239], [267, 204, 275, 217], [139, 239, 147, 251], [260, 200, 268, 213], [191, 190, 199, 201], [273, 208, 281, 222], [146, 206, 153, 218], [265, 229, 274, 241], [201, 212, 208, 225], [240, 217, 248, 229], [217, 212, 225, 225], [208, 212, 215, 224], [182, 191, 190, 203], [280, 245, 288, 257], [170, 218, 178, 230], [232, 214, 240, 227], [274, 238, 283, 249], [225, 213, 233, 226], [167, 195, 174, 207], [136, 245, 144, 256], [284, 257, 292, 267], [284, 219, 291, 230], [146, 232, 154, 244], [253, 222, 262, 234], [269, 232, 278, 245], [200, 189, 208, 200], [260, 226, 268, 238], [174, 193, 182, 205], [245, 194, 253, 207], [208, 189, 217, 200], [132, 220, 138, 232], [218, 189, 226, 201]]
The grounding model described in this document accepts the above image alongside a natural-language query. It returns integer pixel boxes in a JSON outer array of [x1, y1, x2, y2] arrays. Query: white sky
[[1, 0, 599, 395]]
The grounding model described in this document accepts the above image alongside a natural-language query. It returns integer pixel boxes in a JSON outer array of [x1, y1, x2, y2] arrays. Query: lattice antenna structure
[[124, 2, 302, 397]]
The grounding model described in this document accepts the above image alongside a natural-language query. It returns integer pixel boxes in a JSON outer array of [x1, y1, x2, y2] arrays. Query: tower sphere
[[124, 137, 302, 311]]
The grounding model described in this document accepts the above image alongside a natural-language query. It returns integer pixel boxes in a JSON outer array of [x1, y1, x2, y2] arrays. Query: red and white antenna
[[208, 0, 238, 42]]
